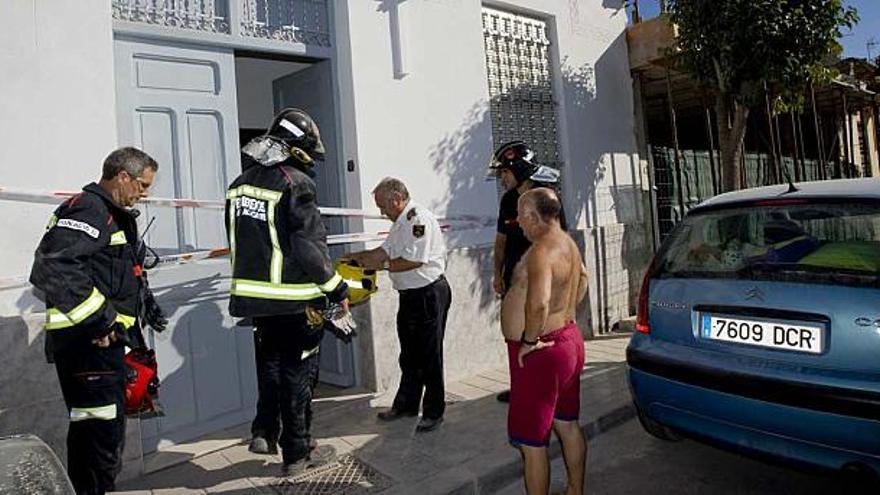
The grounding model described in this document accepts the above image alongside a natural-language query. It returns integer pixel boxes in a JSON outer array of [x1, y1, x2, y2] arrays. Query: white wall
[[343, 0, 499, 250], [234, 57, 310, 129], [0, 1, 118, 458], [0, 1, 118, 289], [341, 0, 645, 388]]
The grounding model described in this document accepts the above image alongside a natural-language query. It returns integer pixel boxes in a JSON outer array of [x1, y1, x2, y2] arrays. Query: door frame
[[113, 10, 365, 386]]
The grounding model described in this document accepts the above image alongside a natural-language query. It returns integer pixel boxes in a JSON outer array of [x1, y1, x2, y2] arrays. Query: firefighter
[[229, 108, 353, 477], [489, 141, 564, 403], [29, 147, 166, 495]]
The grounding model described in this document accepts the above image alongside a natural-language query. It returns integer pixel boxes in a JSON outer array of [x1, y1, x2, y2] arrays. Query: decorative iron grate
[[272, 455, 393, 495], [482, 7, 560, 171], [241, 0, 331, 47], [112, 0, 231, 33], [111, 1, 331, 47]]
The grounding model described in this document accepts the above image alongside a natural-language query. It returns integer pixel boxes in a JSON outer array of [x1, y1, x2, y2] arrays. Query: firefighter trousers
[[54, 344, 126, 495], [251, 314, 322, 465]]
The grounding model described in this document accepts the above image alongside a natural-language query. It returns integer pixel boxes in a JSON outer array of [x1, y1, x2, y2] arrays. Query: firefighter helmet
[[266, 108, 326, 164], [489, 141, 560, 185], [335, 259, 378, 306]]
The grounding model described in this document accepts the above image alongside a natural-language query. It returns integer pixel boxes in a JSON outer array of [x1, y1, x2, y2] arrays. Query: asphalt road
[[496, 419, 877, 495]]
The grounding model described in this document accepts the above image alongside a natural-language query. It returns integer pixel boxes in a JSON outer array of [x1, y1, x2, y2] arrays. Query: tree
[[667, 0, 858, 191]]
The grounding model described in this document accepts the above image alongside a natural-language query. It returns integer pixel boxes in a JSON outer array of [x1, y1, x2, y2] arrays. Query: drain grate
[[273, 455, 393, 495]]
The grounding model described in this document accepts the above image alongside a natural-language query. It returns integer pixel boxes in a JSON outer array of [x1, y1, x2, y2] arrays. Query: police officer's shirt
[[382, 201, 446, 291]]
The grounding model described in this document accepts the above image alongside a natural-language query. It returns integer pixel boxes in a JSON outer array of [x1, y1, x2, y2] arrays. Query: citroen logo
[[745, 287, 765, 301], [854, 317, 880, 328]]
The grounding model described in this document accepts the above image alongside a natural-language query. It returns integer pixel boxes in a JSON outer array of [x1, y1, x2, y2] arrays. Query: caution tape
[[0, 186, 494, 289], [0, 186, 493, 227], [0, 186, 391, 219]]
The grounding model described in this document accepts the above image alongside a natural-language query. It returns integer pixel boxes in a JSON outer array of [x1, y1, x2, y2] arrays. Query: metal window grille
[[481, 6, 561, 174]]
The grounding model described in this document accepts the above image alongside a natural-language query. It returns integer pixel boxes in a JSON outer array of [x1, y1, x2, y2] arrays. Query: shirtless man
[[504, 188, 588, 495]]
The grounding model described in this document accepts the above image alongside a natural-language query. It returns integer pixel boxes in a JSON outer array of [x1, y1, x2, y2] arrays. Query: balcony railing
[[111, 0, 331, 47], [112, 0, 230, 33], [240, 0, 330, 46]]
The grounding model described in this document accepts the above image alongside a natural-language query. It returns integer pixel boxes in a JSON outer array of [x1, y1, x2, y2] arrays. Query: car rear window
[[657, 201, 880, 288]]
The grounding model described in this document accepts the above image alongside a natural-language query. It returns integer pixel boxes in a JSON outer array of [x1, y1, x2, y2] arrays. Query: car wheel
[[636, 407, 682, 442]]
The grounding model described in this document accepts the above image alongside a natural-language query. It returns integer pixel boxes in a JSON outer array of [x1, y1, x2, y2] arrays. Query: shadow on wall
[[425, 33, 651, 332], [139, 272, 256, 453]]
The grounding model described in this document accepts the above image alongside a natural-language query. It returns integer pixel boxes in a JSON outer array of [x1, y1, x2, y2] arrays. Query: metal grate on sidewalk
[[272, 455, 393, 495]]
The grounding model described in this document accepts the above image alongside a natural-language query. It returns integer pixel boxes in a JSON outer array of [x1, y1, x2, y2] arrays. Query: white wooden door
[[114, 36, 256, 451]]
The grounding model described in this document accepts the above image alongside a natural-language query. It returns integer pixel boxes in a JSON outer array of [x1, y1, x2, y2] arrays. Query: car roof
[[692, 178, 880, 211]]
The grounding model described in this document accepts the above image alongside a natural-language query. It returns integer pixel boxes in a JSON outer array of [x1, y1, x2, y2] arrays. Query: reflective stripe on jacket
[[225, 156, 347, 317], [30, 183, 142, 359]]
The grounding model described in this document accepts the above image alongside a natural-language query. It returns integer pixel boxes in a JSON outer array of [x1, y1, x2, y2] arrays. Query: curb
[[443, 402, 637, 495]]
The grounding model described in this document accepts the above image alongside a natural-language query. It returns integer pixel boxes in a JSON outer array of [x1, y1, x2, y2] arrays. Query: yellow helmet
[[335, 260, 378, 306]]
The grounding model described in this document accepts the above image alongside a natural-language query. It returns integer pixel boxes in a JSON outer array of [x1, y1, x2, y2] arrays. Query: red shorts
[[507, 322, 585, 447]]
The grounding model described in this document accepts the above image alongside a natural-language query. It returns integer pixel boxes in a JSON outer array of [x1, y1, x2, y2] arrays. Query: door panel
[[115, 38, 239, 253], [115, 37, 255, 452], [185, 111, 229, 250], [272, 61, 356, 387]]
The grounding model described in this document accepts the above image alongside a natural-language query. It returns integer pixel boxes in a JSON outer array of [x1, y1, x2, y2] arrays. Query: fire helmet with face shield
[[242, 108, 326, 167]]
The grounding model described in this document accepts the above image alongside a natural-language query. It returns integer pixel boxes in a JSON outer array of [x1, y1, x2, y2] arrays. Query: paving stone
[[118, 339, 633, 494]]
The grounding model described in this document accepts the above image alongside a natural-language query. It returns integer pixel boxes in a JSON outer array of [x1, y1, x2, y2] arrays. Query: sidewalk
[[114, 335, 634, 495]]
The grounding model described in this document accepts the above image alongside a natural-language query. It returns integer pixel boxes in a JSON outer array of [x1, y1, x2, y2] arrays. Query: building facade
[[0, 0, 648, 478]]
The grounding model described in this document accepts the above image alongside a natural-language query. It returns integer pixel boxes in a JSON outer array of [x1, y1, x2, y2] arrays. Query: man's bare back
[[501, 229, 586, 341]]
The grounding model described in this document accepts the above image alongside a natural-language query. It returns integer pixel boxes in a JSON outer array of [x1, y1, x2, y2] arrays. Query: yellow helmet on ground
[[335, 259, 378, 306]]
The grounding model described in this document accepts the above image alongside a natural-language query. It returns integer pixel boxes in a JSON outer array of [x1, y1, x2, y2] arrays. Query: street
[[497, 419, 877, 495]]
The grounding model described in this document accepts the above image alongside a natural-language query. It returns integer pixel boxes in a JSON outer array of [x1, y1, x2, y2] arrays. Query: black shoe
[[377, 408, 418, 422], [496, 390, 510, 403], [415, 416, 444, 433], [249, 436, 278, 455]]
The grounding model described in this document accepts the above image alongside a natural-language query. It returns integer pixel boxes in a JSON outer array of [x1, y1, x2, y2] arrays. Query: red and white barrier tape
[[0, 186, 388, 219], [0, 186, 493, 289], [0, 186, 493, 228]]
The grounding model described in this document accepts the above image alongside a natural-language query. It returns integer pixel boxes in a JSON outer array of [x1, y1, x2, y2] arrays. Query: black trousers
[[251, 313, 322, 464], [392, 276, 452, 420], [54, 345, 126, 495]]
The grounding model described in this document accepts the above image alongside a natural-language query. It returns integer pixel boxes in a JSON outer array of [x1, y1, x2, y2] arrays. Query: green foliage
[[668, 0, 858, 108]]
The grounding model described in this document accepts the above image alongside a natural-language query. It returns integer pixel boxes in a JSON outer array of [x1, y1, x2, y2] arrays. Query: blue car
[[627, 178, 880, 479]]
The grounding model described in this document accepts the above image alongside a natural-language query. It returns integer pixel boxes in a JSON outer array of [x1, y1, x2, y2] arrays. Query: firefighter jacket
[[30, 183, 142, 359], [225, 157, 348, 317]]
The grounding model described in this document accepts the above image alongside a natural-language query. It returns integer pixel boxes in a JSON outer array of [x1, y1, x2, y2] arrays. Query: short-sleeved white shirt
[[382, 201, 447, 290]]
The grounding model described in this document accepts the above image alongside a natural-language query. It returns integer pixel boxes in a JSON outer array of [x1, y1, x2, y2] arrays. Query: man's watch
[[520, 331, 538, 346]]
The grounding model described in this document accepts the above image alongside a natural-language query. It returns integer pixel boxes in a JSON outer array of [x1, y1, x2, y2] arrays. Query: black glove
[[143, 289, 168, 333]]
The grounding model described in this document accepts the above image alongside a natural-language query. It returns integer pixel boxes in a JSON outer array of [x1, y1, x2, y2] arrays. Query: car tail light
[[635, 263, 653, 334]]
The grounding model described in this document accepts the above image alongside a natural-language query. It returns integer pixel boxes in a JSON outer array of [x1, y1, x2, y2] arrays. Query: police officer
[[489, 141, 564, 403], [228, 108, 351, 476], [345, 178, 451, 433], [29, 147, 164, 495]]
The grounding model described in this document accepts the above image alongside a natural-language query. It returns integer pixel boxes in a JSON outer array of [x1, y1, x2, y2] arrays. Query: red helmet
[[124, 349, 161, 417]]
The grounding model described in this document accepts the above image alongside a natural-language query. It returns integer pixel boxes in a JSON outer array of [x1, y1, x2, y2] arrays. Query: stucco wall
[[340, 0, 648, 391], [0, 1, 118, 457]]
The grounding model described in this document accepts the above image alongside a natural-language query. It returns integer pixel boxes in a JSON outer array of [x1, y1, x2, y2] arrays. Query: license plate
[[700, 314, 824, 354]]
